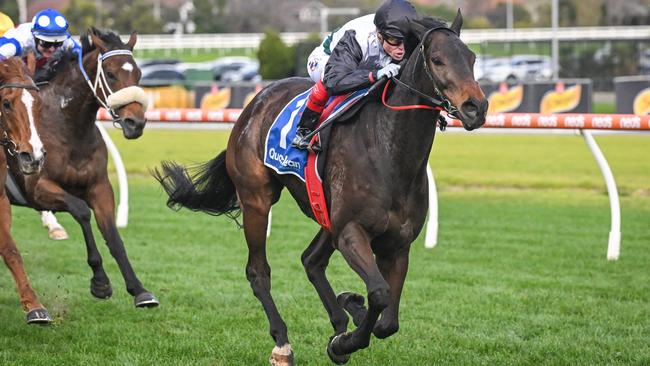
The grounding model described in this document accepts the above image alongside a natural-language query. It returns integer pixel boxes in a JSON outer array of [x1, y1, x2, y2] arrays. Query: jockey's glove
[[376, 63, 401, 79]]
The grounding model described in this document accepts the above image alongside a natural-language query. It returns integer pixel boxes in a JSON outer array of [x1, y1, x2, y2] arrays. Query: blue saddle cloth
[[263, 87, 368, 182]]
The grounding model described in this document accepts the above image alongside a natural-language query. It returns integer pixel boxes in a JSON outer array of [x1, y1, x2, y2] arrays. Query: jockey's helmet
[[31, 8, 69, 42], [0, 11, 15, 37], [374, 0, 418, 41]]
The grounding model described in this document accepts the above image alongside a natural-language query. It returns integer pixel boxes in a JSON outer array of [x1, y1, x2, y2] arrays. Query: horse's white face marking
[[21, 89, 44, 160], [122, 62, 134, 72]]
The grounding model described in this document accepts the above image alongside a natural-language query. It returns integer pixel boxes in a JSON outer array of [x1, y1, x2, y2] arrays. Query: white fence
[[124, 26, 650, 51]]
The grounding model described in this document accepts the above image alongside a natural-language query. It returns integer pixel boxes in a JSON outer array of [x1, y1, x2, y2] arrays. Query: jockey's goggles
[[380, 33, 404, 47], [37, 39, 64, 49]]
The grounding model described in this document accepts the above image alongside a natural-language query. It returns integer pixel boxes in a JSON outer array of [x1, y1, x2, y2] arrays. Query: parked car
[[211, 57, 259, 81], [475, 54, 554, 83], [639, 49, 650, 74], [221, 62, 261, 83], [137, 58, 182, 68], [140, 64, 186, 87]]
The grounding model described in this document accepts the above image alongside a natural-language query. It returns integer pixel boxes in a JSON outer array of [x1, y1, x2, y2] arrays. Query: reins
[[380, 26, 462, 130]]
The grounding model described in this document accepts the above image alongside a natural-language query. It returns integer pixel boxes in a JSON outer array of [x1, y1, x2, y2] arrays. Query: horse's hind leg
[[0, 194, 51, 324], [238, 185, 293, 366], [88, 181, 158, 307], [329, 222, 390, 358], [35, 181, 113, 300], [301, 230, 350, 363]]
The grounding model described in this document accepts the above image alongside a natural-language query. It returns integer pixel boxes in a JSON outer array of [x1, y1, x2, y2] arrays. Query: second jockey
[[0, 8, 80, 69], [292, 0, 419, 149]]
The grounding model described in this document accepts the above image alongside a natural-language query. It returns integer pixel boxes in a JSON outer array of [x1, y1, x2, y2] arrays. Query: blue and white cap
[[31, 8, 69, 42]]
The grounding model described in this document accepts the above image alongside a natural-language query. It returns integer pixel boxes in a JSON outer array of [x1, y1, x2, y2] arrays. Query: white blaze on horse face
[[21, 89, 44, 160], [122, 62, 134, 73]]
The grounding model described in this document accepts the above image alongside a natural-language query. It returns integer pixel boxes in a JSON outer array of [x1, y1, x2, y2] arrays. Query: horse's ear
[[25, 50, 36, 76], [90, 32, 108, 53], [126, 31, 137, 51], [450, 9, 463, 36], [408, 18, 427, 40]]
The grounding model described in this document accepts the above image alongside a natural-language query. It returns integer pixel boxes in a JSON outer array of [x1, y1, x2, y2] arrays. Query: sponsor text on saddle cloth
[[263, 86, 370, 230]]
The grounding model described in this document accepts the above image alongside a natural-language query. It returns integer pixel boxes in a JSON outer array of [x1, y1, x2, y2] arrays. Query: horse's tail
[[153, 150, 239, 218]]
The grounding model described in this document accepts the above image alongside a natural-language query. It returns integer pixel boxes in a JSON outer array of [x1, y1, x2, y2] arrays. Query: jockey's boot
[[292, 106, 321, 150], [292, 79, 329, 150]]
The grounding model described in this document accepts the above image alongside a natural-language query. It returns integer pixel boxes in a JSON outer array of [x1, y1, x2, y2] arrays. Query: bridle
[[78, 48, 141, 127], [0, 81, 40, 156], [383, 26, 461, 121]]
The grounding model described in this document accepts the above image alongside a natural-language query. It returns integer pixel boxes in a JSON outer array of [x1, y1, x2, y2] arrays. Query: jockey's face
[[35, 38, 63, 59], [378, 33, 405, 61]]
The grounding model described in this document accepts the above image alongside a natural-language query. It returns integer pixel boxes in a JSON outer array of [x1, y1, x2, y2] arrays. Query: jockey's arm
[[323, 30, 375, 95], [0, 26, 26, 60], [63, 36, 81, 54]]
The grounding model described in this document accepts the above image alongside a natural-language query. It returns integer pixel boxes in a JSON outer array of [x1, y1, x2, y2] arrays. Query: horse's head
[[407, 10, 487, 130], [0, 55, 45, 174], [81, 27, 148, 139]]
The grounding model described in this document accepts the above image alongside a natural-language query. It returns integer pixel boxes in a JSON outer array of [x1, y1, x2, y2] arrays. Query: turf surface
[[1, 130, 648, 365]]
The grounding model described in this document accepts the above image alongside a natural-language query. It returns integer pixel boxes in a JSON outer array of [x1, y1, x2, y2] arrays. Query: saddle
[[263, 85, 374, 230]]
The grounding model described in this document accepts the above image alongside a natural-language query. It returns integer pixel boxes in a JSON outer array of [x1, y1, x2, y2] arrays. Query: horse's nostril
[[461, 100, 478, 118], [18, 151, 33, 163]]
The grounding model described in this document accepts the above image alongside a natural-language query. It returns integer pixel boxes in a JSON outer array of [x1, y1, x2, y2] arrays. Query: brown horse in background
[[7, 28, 158, 309], [0, 54, 50, 323], [157, 11, 486, 365]]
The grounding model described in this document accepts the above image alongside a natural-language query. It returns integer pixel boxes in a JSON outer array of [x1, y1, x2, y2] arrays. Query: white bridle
[[79, 49, 148, 120]]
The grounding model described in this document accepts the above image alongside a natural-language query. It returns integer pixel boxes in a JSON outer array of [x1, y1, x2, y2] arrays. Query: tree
[[0, 0, 19, 22], [258, 29, 295, 80], [103, 0, 163, 34], [64, 0, 103, 36], [486, 3, 533, 28], [192, 0, 228, 33]]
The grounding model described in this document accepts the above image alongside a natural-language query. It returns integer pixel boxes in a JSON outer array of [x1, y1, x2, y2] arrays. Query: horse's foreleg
[[88, 181, 158, 307], [240, 191, 293, 366], [329, 222, 389, 357], [373, 247, 410, 339], [33, 180, 113, 299], [0, 194, 51, 323], [302, 229, 349, 334]]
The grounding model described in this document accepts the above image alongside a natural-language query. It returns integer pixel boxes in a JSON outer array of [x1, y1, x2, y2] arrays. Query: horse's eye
[[432, 58, 445, 66], [2, 100, 10, 110], [106, 71, 116, 80]]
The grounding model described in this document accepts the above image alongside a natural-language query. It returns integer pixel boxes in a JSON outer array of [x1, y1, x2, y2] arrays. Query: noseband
[[389, 26, 461, 120], [0, 81, 40, 156], [78, 48, 146, 128]]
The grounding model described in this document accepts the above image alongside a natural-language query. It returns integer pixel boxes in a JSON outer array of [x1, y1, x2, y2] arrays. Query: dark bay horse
[[7, 27, 158, 309], [156, 12, 486, 365], [0, 54, 51, 323]]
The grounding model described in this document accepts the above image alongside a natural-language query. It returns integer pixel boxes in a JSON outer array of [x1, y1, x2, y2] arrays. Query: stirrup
[[291, 129, 311, 149]]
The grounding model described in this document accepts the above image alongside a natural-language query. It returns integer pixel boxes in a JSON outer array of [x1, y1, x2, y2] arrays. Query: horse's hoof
[[327, 334, 350, 365], [337, 292, 366, 326], [337, 292, 365, 308], [269, 344, 294, 366], [90, 280, 113, 299], [134, 292, 159, 308], [48, 227, 69, 240], [26, 308, 52, 325]]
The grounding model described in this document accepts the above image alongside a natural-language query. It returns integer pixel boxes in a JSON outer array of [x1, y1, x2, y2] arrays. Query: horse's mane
[[404, 16, 450, 58], [35, 27, 125, 83], [0, 57, 30, 81]]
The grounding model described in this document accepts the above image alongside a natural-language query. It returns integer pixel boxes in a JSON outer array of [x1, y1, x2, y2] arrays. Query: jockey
[[292, 0, 419, 149], [0, 8, 80, 70], [0, 9, 76, 241]]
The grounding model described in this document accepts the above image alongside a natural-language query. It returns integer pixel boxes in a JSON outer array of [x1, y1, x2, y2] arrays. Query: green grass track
[[1, 129, 648, 365]]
